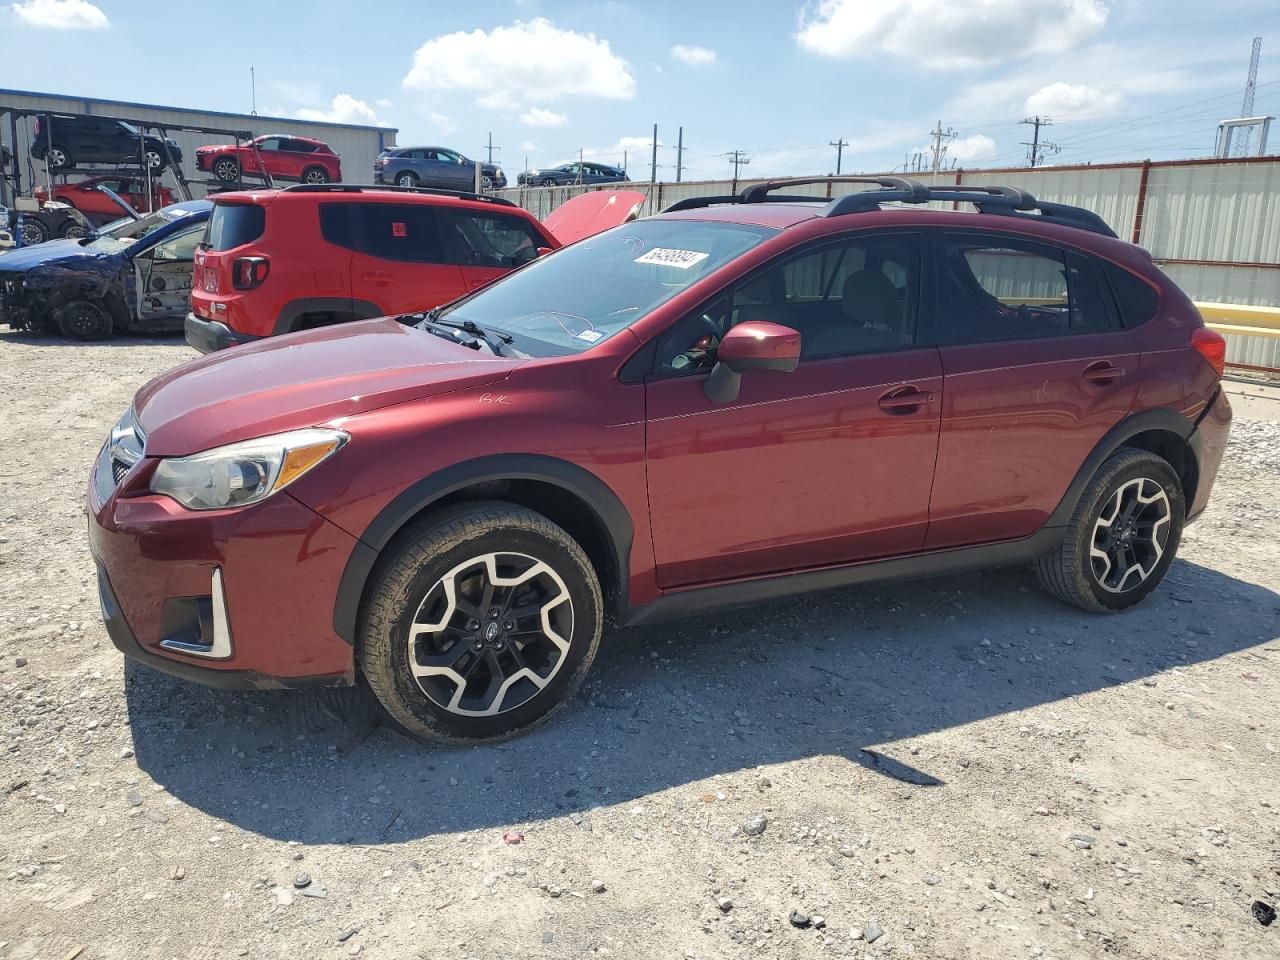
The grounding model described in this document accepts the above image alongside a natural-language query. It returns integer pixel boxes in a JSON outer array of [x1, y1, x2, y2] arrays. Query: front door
[[925, 232, 1139, 549], [441, 209, 549, 292], [133, 224, 203, 323], [644, 231, 942, 587]]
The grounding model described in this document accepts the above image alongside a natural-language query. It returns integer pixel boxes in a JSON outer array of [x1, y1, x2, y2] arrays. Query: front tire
[[57, 299, 113, 341], [359, 502, 603, 744], [212, 157, 241, 182], [1035, 449, 1184, 612], [18, 216, 47, 245]]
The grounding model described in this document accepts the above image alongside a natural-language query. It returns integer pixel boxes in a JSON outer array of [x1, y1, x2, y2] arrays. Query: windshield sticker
[[575, 329, 605, 343], [634, 247, 710, 269]]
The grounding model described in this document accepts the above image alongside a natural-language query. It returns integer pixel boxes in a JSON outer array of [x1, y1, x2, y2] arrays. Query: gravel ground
[[2, 334, 1278, 960]]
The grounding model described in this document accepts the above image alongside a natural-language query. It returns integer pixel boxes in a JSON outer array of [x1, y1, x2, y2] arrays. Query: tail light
[[34, 117, 40, 136], [374, 157, 388, 167], [1191, 327, 1226, 378], [232, 256, 270, 290]]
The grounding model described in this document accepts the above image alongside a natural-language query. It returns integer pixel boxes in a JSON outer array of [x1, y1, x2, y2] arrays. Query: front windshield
[[87, 208, 190, 252], [432, 218, 777, 357]]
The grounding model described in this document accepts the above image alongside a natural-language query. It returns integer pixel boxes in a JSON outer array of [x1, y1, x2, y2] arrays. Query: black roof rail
[[278, 182, 516, 208], [662, 175, 1117, 238]]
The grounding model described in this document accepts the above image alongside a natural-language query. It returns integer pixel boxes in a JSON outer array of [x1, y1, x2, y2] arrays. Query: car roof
[[209, 186, 533, 216], [161, 199, 214, 216]]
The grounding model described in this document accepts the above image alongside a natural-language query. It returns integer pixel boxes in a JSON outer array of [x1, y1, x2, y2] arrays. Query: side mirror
[[704, 321, 801, 403]]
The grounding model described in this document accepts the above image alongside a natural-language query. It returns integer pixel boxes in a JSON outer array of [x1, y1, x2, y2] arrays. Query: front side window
[[655, 232, 921, 374], [446, 211, 546, 268], [150, 226, 203, 262], [433, 219, 778, 357], [255, 137, 283, 152]]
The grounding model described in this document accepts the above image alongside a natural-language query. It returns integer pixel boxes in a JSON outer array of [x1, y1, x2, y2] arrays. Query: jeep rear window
[[205, 203, 266, 251], [432, 219, 778, 358]]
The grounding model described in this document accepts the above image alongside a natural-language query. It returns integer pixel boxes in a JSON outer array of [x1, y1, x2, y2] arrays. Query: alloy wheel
[[214, 159, 238, 181], [47, 148, 67, 168], [407, 552, 573, 717], [1089, 477, 1171, 593], [19, 219, 46, 244], [144, 150, 163, 169], [304, 168, 328, 184], [397, 174, 416, 187]]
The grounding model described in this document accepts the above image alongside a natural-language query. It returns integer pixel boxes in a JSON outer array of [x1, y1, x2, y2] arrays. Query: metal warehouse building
[[0, 87, 397, 197]]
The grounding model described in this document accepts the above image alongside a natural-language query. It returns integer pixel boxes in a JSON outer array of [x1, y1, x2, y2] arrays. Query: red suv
[[185, 185, 559, 353], [88, 177, 1232, 744], [34, 176, 175, 222], [195, 135, 341, 185]]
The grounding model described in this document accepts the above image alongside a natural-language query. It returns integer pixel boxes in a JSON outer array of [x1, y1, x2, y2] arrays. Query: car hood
[[543, 190, 647, 245], [0, 238, 101, 272], [134, 318, 523, 456]]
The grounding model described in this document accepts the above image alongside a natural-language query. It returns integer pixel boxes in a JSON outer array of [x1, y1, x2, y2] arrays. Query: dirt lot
[[2, 334, 1278, 960]]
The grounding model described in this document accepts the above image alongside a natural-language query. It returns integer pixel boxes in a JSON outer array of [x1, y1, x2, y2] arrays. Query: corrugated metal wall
[[0, 89, 396, 199], [499, 157, 1280, 368]]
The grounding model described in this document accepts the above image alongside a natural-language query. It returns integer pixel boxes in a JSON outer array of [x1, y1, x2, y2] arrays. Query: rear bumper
[[1186, 387, 1232, 523], [185, 312, 260, 353]]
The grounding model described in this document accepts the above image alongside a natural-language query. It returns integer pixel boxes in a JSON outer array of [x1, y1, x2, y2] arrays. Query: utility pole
[[485, 132, 499, 164], [676, 126, 684, 182], [726, 149, 750, 182], [650, 123, 658, 184], [1020, 116, 1058, 167], [829, 137, 848, 175], [927, 121, 957, 175]]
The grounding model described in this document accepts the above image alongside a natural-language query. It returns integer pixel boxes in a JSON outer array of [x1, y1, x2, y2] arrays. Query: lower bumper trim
[[185, 312, 262, 354]]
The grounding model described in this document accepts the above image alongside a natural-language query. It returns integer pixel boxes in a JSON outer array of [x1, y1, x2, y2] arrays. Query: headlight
[[150, 428, 347, 510]]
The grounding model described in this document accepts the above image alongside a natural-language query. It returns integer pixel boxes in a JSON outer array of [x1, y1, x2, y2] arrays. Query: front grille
[[111, 458, 130, 485]]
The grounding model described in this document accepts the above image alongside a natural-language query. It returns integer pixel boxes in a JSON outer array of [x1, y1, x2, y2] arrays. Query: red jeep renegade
[[186, 185, 559, 353], [89, 177, 1232, 744]]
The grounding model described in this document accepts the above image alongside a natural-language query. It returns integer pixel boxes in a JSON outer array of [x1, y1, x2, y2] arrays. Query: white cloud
[[520, 140, 538, 153], [403, 18, 635, 100], [9, 0, 108, 29], [296, 94, 388, 127], [671, 44, 716, 66], [1024, 81, 1124, 121], [375, 98, 393, 108], [520, 107, 568, 128], [795, 0, 1108, 69], [423, 110, 458, 137], [948, 134, 998, 163]]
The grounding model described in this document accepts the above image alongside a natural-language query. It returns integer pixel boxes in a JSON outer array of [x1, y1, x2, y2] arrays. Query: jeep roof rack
[[663, 175, 1117, 238], [279, 182, 517, 208]]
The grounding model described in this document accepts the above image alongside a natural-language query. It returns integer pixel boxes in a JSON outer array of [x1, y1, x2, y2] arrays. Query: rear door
[[926, 231, 1138, 549], [441, 208, 551, 291], [342, 201, 465, 314]]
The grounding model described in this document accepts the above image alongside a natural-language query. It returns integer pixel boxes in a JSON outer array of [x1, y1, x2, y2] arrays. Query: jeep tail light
[[232, 256, 270, 290], [1191, 327, 1226, 378]]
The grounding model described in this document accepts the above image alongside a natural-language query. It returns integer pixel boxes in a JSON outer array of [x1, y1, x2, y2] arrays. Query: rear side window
[[938, 233, 1119, 344], [1103, 262, 1160, 328], [321, 202, 448, 264], [204, 203, 265, 251], [444, 210, 546, 268]]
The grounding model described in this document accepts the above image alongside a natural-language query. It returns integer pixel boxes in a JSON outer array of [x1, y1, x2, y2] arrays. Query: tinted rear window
[[1103, 262, 1160, 328], [205, 203, 265, 251]]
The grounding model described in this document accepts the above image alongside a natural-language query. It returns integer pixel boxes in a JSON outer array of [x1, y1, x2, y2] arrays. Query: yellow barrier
[[1197, 301, 1280, 341]]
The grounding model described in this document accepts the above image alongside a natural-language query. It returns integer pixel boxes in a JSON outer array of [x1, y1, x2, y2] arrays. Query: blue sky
[[2, 0, 1276, 178]]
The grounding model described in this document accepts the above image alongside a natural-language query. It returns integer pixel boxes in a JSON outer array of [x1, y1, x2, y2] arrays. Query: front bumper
[[185, 312, 261, 353], [88, 446, 357, 689]]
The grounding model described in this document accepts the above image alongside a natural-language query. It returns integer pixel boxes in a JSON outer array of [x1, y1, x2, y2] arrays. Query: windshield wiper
[[414, 309, 512, 355]]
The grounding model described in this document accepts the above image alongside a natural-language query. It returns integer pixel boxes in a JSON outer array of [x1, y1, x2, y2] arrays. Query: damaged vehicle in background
[[0, 198, 211, 340]]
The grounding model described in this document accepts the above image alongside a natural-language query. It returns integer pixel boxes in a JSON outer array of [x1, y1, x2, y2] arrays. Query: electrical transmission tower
[[1234, 36, 1263, 156], [726, 149, 751, 181], [927, 121, 957, 174], [1020, 116, 1059, 167], [829, 137, 848, 175]]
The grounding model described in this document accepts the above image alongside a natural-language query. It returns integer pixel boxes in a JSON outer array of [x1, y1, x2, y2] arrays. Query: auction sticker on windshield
[[634, 247, 710, 269]]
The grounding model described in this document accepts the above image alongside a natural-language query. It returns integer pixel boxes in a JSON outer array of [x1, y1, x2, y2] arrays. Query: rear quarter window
[[1103, 262, 1161, 328], [204, 203, 266, 251]]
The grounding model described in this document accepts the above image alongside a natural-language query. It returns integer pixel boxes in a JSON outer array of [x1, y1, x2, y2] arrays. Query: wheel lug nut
[[504, 620, 514, 631], [473, 641, 484, 650], [467, 619, 480, 630], [489, 608, 500, 619]]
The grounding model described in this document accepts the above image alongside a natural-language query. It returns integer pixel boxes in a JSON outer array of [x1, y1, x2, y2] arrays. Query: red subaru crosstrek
[[88, 177, 1232, 743], [195, 135, 342, 185], [185, 184, 559, 353]]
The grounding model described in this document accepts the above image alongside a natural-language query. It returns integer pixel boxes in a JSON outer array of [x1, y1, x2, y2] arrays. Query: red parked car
[[185, 184, 559, 353], [35, 176, 176, 222], [195, 135, 341, 185], [88, 177, 1232, 744]]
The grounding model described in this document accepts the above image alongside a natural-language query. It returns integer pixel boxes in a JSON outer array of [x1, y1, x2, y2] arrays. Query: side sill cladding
[[331, 455, 634, 645]]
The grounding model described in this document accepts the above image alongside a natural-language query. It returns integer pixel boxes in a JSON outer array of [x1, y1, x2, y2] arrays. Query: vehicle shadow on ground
[[124, 558, 1279, 844], [0, 331, 183, 348]]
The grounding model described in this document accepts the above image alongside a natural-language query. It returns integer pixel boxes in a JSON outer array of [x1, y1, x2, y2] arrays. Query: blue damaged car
[[0, 198, 211, 341]]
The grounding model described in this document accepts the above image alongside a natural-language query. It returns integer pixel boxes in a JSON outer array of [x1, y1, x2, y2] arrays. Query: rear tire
[[213, 157, 241, 182], [395, 172, 418, 188], [57, 299, 113, 341], [1035, 449, 1184, 613], [45, 146, 71, 170], [302, 166, 330, 184], [359, 502, 603, 744], [17, 216, 47, 245]]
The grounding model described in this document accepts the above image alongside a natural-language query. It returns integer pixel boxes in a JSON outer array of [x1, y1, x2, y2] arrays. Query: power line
[[725, 149, 751, 181], [927, 121, 957, 174]]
